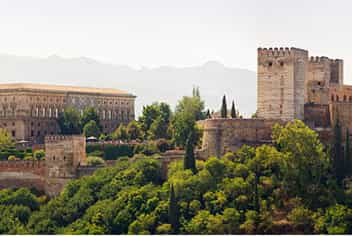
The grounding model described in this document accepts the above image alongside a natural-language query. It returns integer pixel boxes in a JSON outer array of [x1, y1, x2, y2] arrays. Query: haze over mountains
[[0, 54, 256, 117]]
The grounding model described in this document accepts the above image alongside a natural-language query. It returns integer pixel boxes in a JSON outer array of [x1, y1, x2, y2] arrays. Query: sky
[[1, 0, 352, 82]]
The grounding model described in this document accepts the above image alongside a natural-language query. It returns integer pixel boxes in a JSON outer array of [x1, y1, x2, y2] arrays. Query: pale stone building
[[0, 83, 135, 144]]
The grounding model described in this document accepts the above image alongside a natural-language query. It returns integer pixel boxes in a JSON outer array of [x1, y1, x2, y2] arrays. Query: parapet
[[309, 56, 330, 63], [45, 135, 83, 143], [258, 47, 308, 57]]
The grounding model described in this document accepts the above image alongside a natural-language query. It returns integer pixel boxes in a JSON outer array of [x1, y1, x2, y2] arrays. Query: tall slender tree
[[221, 95, 227, 118], [168, 184, 179, 233], [345, 129, 351, 176], [184, 132, 197, 174], [332, 118, 343, 184], [205, 109, 211, 119], [231, 100, 237, 118]]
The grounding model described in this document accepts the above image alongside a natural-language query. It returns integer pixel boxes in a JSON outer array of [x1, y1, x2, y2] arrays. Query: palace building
[[0, 83, 135, 144]]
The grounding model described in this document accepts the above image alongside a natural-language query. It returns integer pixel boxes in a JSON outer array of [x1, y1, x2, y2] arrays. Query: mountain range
[[0, 54, 257, 117]]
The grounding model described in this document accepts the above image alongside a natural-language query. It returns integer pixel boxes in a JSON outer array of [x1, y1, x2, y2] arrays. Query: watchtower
[[257, 47, 308, 120], [44, 135, 86, 196]]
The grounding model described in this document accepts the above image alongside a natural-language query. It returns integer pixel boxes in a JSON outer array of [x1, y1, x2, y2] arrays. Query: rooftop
[[0, 83, 134, 97]]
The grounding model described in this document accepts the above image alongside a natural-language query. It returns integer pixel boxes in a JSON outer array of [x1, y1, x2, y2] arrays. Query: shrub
[[24, 155, 36, 161], [8, 155, 17, 161], [33, 150, 45, 160], [156, 139, 171, 153], [87, 156, 105, 166]]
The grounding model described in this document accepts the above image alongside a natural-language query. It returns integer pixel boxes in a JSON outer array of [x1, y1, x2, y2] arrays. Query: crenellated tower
[[257, 47, 308, 120]]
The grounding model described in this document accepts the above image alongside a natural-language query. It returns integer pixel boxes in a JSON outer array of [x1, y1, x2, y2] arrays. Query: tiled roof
[[0, 83, 134, 96]]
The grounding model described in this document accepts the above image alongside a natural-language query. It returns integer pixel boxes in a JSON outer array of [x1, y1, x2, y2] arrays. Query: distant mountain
[[0, 54, 257, 117]]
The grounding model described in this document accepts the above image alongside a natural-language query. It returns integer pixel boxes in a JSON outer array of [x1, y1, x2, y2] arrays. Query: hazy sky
[[1, 0, 352, 81]]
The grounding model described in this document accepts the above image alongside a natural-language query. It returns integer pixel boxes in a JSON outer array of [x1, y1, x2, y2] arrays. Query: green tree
[[184, 132, 197, 174], [57, 107, 81, 135], [168, 184, 179, 233], [148, 116, 169, 140], [221, 95, 227, 118], [175, 89, 205, 121], [139, 103, 162, 134], [231, 100, 237, 118], [83, 120, 101, 138], [0, 128, 13, 150], [80, 107, 101, 130], [112, 124, 128, 141], [171, 111, 198, 148], [332, 119, 344, 183], [126, 120, 143, 140]]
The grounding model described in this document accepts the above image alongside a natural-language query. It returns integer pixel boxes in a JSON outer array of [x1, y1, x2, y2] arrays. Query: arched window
[[331, 95, 335, 101], [55, 108, 58, 118], [337, 95, 339, 102], [35, 107, 39, 117], [102, 110, 106, 120], [344, 95, 347, 102], [42, 108, 45, 117], [48, 108, 52, 118], [108, 110, 112, 120]]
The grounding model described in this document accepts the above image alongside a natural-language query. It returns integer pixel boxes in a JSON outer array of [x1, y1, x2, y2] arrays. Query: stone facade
[[0, 83, 136, 144], [257, 47, 308, 120]]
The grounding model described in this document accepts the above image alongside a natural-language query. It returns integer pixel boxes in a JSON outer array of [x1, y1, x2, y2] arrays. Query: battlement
[[258, 47, 308, 57], [45, 135, 83, 143], [309, 56, 330, 63], [0, 160, 45, 169]]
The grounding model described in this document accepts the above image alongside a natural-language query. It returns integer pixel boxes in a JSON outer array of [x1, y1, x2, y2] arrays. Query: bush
[[86, 156, 105, 166], [86, 144, 134, 160], [8, 155, 17, 161], [155, 139, 171, 153], [288, 206, 314, 233], [24, 155, 36, 161], [87, 150, 104, 157], [33, 150, 45, 160]]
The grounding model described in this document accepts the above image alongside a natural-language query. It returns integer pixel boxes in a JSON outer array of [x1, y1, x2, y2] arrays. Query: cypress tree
[[205, 109, 211, 119], [231, 100, 236, 118], [345, 129, 351, 176], [168, 184, 179, 233], [184, 132, 197, 174], [221, 95, 227, 118], [332, 118, 343, 184]]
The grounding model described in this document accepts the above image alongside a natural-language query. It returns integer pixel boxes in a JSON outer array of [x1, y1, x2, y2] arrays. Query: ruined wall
[[199, 118, 284, 158], [257, 47, 307, 120]]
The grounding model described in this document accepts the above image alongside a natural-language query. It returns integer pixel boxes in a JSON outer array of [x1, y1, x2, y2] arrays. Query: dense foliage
[[0, 120, 351, 234]]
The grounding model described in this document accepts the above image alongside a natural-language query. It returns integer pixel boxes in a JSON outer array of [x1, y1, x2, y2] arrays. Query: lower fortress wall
[[198, 118, 284, 158]]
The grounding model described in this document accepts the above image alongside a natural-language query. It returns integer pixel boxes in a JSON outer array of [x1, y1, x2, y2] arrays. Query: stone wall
[[199, 118, 284, 158], [304, 104, 331, 128]]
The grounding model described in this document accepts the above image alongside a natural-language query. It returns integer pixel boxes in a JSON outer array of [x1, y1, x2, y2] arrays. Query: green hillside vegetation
[[0, 120, 351, 234]]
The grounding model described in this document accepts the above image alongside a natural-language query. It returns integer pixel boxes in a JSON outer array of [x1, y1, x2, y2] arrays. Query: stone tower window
[[64, 156, 66, 161], [337, 95, 339, 102], [53, 156, 55, 161], [349, 96, 352, 102], [280, 61, 284, 67], [268, 62, 273, 67], [344, 95, 347, 102], [331, 95, 334, 101]]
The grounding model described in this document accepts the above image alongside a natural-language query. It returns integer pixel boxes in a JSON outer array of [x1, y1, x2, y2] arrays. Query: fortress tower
[[257, 47, 308, 120]]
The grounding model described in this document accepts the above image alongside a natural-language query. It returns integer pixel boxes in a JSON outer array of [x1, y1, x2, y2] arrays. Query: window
[[268, 62, 273, 67], [11, 130, 15, 137], [331, 95, 335, 101], [280, 61, 284, 66], [49, 108, 52, 118], [344, 95, 347, 102]]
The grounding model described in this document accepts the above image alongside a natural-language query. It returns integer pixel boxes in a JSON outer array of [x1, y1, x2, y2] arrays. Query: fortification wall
[[304, 104, 331, 128], [199, 118, 284, 158], [0, 160, 46, 191]]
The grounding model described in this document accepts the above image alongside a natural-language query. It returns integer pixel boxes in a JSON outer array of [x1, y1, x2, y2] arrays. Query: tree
[[205, 109, 211, 119], [221, 95, 227, 118], [33, 149, 45, 160], [57, 107, 81, 135], [171, 111, 197, 148], [80, 107, 101, 130], [175, 89, 205, 121], [139, 103, 161, 134], [112, 124, 128, 141], [332, 119, 344, 183], [126, 121, 143, 140], [231, 101, 237, 118], [148, 117, 169, 140], [83, 120, 101, 138], [168, 184, 179, 233], [0, 128, 13, 150], [184, 132, 197, 174]]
